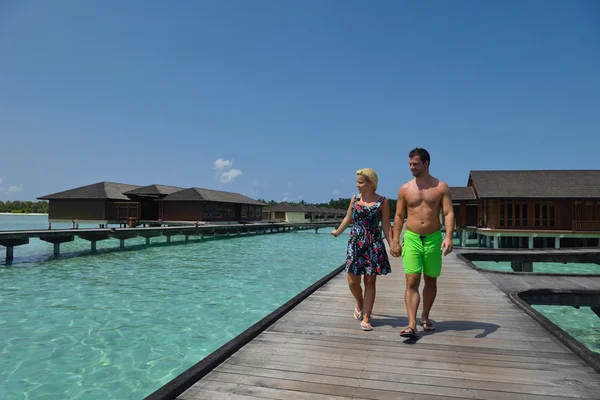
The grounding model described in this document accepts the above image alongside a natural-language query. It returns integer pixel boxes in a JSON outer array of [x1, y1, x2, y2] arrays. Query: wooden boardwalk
[[178, 252, 600, 399]]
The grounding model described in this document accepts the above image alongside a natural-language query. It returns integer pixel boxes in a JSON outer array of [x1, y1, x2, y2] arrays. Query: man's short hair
[[409, 147, 430, 166]]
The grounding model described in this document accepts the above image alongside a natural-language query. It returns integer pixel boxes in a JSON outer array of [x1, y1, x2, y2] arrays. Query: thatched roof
[[161, 188, 266, 206], [38, 182, 142, 200], [450, 187, 477, 201], [469, 170, 600, 199]]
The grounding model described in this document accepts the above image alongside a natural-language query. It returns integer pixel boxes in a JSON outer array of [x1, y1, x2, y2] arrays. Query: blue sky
[[1, 1, 599, 203]]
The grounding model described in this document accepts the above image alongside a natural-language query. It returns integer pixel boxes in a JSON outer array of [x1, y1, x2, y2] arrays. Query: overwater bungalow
[[456, 170, 600, 248], [159, 188, 265, 223], [123, 184, 185, 221], [38, 182, 143, 227], [264, 203, 344, 222], [38, 182, 266, 226]]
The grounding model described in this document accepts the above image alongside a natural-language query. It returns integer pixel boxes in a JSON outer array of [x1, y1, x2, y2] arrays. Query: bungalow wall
[[453, 201, 479, 229], [162, 202, 204, 221], [48, 199, 107, 221], [286, 212, 309, 223], [482, 199, 600, 231], [161, 201, 263, 222]]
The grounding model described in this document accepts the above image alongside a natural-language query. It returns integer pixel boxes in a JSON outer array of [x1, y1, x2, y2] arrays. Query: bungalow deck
[[173, 252, 600, 399]]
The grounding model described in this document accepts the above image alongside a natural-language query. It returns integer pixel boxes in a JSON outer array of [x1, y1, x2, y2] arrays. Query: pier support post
[[79, 233, 109, 252], [529, 236, 534, 249], [486, 236, 491, 248], [1, 238, 29, 261], [511, 261, 533, 272], [166, 236, 171, 243], [146, 237, 151, 245], [555, 237, 561, 249], [120, 239, 125, 249], [185, 235, 189, 242], [40, 235, 74, 257], [493, 235, 500, 249]]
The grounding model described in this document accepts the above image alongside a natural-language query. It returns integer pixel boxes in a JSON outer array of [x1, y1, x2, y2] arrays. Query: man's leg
[[421, 231, 443, 330], [401, 230, 423, 336], [421, 275, 437, 329], [347, 272, 363, 318], [404, 273, 421, 331]]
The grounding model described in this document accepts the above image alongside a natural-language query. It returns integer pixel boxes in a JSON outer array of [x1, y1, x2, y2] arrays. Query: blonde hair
[[356, 168, 378, 191]]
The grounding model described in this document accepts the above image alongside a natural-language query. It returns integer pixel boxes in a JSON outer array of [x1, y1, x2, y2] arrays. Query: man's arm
[[393, 186, 406, 243], [441, 183, 455, 255]]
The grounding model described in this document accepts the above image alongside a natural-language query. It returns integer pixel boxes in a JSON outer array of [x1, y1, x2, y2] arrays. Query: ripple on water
[[1, 223, 348, 399]]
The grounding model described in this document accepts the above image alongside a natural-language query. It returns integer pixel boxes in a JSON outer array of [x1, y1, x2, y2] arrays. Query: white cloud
[[332, 190, 341, 196], [220, 169, 242, 183], [213, 158, 233, 170], [0, 182, 23, 194]]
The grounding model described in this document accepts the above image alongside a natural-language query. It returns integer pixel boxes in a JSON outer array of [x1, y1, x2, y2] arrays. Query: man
[[390, 147, 454, 338]]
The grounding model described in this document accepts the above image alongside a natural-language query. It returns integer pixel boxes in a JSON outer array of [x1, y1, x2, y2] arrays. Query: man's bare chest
[[406, 189, 441, 208]]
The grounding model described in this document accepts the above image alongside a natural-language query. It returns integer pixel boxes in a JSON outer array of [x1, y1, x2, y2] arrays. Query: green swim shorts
[[402, 229, 443, 278]]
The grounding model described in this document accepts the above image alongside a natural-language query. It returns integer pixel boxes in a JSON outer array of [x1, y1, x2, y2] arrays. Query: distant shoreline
[[0, 212, 48, 216]]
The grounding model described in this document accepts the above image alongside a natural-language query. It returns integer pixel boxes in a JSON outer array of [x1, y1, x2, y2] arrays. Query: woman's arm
[[331, 195, 355, 237]]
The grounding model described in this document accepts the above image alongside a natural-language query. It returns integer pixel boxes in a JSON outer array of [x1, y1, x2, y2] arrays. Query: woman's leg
[[362, 275, 377, 324], [347, 272, 363, 316]]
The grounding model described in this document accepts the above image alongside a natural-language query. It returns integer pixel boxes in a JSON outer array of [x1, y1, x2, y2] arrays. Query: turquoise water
[[532, 305, 600, 355], [0, 215, 348, 399], [473, 261, 600, 274]]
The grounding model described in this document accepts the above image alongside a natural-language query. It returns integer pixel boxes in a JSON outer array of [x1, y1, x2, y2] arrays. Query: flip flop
[[399, 326, 419, 338], [354, 308, 363, 321], [420, 320, 435, 331], [361, 321, 373, 331]]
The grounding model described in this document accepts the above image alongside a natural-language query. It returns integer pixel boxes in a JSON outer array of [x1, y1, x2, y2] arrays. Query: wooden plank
[[177, 252, 600, 400]]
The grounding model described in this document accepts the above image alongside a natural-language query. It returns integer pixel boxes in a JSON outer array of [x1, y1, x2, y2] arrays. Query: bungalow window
[[224, 204, 234, 219], [535, 200, 554, 227], [522, 201, 528, 227], [507, 202, 513, 226], [514, 202, 520, 226], [241, 205, 248, 219], [204, 204, 212, 219], [214, 203, 223, 218], [499, 202, 505, 227]]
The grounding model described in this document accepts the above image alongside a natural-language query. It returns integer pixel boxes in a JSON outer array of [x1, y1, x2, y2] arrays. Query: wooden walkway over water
[[177, 252, 600, 399]]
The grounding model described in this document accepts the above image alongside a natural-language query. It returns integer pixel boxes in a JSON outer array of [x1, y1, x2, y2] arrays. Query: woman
[[331, 168, 392, 331]]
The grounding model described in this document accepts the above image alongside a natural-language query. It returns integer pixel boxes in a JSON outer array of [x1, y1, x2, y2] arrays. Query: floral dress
[[345, 195, 392, 276]]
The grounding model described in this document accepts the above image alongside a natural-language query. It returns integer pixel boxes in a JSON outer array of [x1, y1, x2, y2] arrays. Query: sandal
[[361, 321, 373, 331], [420, 320, 435, 331], [400, 326, 419, 338], [354, 308, 363, 320]]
